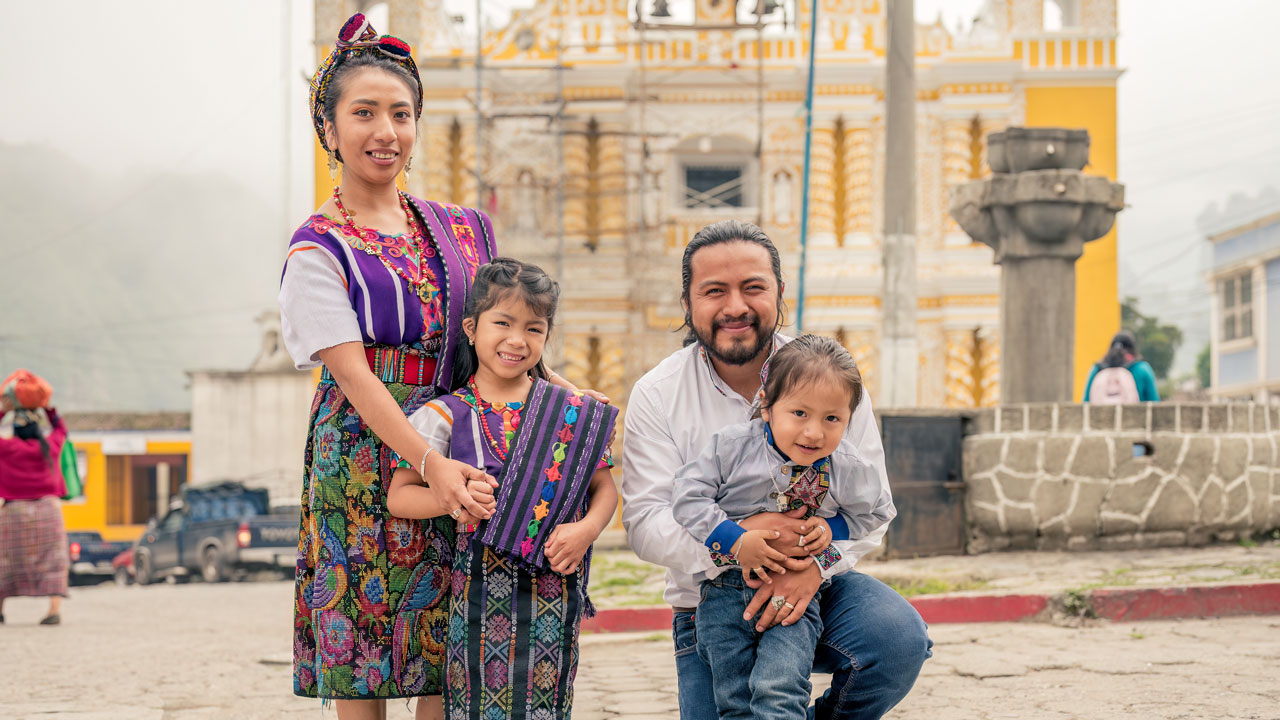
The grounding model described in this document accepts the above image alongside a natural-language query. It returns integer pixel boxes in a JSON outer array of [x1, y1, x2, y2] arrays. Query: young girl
[[387, 258, 619, 720], [672, 334, 895, 720]]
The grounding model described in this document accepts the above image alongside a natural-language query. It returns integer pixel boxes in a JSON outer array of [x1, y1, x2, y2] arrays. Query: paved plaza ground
[[1, 578, 1277, 719]]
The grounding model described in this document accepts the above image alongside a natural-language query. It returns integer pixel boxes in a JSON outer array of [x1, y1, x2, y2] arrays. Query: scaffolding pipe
[[474, 0, 484, 208], [554, 0, 566, 374]]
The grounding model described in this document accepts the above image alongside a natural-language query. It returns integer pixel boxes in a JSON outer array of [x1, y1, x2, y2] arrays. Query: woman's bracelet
[[419, 446, 435, 482]]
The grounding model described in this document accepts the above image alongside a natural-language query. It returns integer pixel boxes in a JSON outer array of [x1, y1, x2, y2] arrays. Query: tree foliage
[[1196, 344, 1211, 390], [1119, 297, 1184, 380]]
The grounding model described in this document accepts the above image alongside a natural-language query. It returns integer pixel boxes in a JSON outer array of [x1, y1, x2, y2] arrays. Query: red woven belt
[[321, 345, 438, 386]]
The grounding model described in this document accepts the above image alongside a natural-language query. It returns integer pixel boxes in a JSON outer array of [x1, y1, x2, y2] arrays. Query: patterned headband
[[309, 13, 423, 152]]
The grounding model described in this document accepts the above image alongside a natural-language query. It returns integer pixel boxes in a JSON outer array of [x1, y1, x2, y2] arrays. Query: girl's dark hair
[[322, 52, 421, 162], [761, 335, 863, 414], [679, 220, 786, 346], [451, 258, 561, 390], [1100, 330, 1140, 369], [13, 408, 55, 470]]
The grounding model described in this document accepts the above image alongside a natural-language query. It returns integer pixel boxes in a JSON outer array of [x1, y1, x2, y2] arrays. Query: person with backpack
[[1083, 331, 1160, 403]]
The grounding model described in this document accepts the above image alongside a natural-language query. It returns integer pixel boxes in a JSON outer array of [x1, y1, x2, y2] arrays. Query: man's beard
[[692, 312, 774, 366]]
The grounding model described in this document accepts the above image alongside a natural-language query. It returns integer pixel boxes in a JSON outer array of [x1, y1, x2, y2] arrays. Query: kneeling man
[[622, 220, 932, 720]]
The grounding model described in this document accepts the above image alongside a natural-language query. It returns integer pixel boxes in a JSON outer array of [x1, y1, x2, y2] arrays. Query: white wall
[[190, 371, 315, 507]]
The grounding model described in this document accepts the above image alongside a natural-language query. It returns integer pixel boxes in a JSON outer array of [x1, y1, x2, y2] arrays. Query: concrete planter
[[987, 127, 1090, 173]]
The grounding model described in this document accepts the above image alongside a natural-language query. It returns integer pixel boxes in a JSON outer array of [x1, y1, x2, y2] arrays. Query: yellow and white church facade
[[314, 0, 1121, 409]]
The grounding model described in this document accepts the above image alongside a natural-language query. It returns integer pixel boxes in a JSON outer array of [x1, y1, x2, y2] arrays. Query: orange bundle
[[1, 369, 53, 409]]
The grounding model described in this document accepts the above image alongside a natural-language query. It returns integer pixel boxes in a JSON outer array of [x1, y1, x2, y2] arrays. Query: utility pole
[[881, 0, 918, 407], [796, 0, 819, 333]]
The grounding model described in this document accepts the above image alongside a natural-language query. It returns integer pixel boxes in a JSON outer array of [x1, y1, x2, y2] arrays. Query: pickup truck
[[132, 482, 299, 585], [67, 531, 133, 583]]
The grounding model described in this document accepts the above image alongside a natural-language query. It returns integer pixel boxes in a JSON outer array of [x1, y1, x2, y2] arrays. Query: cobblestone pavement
[[2, 580, 1277, 719]]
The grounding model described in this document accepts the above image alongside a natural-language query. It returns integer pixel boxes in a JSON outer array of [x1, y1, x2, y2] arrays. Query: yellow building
[[315, 0, 1119, 406], [62, 414, 191, 542]]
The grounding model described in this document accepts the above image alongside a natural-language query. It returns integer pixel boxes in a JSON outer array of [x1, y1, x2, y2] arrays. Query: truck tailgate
[[245, 516, 299, 548]]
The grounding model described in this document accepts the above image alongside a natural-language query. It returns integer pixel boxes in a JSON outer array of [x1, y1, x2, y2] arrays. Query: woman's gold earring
[[327, 150, 339, 182]]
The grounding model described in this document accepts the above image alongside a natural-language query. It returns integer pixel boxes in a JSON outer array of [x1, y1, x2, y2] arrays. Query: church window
[[684, 164, 745, 208], [675, 134, 758, 212]]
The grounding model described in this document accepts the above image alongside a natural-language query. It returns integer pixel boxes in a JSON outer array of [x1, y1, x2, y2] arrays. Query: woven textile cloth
[[0, 496, 69, 600], [434, 381, 614, 720], [292, 375, 452, 699], [478, 380, 617, 573], [446, 544, 585, 720]]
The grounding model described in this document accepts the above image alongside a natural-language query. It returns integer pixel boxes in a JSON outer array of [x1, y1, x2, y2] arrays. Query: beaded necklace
[[332, 187, 435, 295], [466, 377, 523, 463]]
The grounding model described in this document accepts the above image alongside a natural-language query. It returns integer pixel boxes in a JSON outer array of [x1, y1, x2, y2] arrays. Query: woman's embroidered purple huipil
[[280, 198, 494, 389], [279, 195, 496, 700]]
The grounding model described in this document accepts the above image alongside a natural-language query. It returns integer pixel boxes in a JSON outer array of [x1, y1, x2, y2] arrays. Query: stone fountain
[[949, 127, 1125, 403]]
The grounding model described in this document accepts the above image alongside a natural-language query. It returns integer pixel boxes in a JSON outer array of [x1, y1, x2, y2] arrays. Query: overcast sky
[[2, 0, 1278, 410]]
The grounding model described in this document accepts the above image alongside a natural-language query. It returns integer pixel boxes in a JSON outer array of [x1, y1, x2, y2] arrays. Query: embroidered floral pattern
[[519, 394, 583, 560], [709, 456, 839, 570], [440, 203, 481, 275], [293, 378, 452, 699]]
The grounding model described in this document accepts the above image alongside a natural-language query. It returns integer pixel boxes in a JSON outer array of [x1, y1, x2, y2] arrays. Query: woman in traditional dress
[[282, 14, 604, 720], [0, 370, 69, 626]]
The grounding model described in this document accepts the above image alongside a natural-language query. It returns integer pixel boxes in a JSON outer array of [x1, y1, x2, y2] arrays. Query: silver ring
[[770, 595, 786, 610], [450, 508, 461, 519], [783, 602, 795, 610]]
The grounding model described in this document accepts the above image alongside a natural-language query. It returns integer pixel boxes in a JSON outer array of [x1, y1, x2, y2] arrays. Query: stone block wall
[[963, 403, 1280, 552]]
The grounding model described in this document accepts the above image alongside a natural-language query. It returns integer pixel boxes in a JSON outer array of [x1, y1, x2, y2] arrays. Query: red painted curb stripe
[[582, 606, 673, 633], [581, 582, 1280, 633], [1091, 582, 1280, 622], [581, 593, 1050, 633], [908, 593, 1048, 624]]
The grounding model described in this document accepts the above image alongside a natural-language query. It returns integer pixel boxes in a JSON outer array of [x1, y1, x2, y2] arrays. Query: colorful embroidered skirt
[[0, 496, 69, 601], [293, 377, 455, 699], [445, 534, 585, 720]]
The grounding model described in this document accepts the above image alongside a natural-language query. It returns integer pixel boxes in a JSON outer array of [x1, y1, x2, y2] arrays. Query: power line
[[1123, 146, 1280, 194], [1119, 96, 1280, 143]]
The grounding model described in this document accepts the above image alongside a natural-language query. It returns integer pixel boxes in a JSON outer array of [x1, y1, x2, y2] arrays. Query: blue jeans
[[673, 571, 932, 720], [695, 572, 824, 720]]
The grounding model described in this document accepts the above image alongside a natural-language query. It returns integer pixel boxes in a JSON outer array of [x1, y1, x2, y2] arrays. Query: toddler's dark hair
[[451, 257, 560, 390], [761, 334, 863, 414]]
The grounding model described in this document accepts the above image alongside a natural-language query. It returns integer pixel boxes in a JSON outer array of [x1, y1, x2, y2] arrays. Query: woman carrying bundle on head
[[0, 369, 70, 627]]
